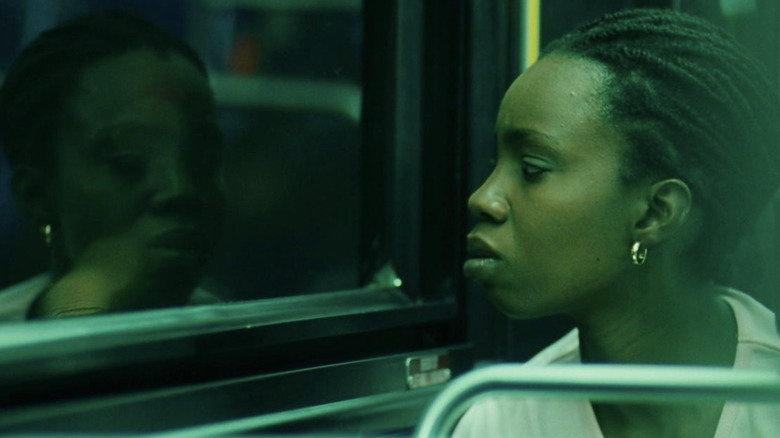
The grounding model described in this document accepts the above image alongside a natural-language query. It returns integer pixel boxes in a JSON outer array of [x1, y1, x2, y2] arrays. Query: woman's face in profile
[[49, 49, 225, 288], [465, 55, 642, 319]]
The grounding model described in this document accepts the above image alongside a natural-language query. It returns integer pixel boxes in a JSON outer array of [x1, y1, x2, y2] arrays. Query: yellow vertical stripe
[[522, 0, 541, 71]]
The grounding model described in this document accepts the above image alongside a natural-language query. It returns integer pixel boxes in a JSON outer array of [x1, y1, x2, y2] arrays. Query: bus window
[[0, 0, 365, 303]]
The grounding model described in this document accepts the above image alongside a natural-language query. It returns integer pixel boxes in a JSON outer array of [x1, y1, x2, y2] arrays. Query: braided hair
[[0, 10, 207, 173], [542, 8, 780, 281]]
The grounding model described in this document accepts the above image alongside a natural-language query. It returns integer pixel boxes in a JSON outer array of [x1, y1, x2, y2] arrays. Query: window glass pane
[[207, 109, 360, 300], [190, 2, 363, 299], [0, 0, 364, 309]]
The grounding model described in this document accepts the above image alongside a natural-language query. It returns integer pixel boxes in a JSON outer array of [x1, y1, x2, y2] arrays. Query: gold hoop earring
[[631, 241, 647, 265], [40, 224, 53, 247]]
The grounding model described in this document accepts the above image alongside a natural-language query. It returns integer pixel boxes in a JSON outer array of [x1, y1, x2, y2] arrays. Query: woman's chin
[[484, 287, 552, 320]]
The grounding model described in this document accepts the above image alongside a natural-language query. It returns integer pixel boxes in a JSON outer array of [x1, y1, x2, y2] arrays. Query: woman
[[457, 8, 780, 437], [0, 11, 225, 320]]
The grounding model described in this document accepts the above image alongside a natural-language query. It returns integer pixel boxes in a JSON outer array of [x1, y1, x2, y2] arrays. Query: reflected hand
[[31, 231, 197, 318]]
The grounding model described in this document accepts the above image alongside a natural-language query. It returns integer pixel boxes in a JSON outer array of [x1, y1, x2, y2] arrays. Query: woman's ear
[[634, 178, 692, 246], [10, 165, 52, 227]]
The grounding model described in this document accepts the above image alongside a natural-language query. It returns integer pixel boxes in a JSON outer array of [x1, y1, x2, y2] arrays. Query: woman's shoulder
[[720, 288, 780, 368], [0, 273, 51, 321], [452, 378, 599, 438]]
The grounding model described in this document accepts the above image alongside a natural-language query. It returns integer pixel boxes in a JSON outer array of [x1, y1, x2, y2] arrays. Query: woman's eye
[[105, 153, 145, 177], [521, 161, 548, 180]]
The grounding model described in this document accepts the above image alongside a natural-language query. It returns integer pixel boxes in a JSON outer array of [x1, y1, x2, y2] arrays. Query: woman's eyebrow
[[85, 125, 123, 149], [85, 121, 164, 153], [87, 120, 150, 140], [498, 127, 560, 151]]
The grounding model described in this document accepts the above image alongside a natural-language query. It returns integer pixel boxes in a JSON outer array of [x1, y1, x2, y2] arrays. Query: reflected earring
[[631, 241, 647, 265], [40, 224, 53, 247]]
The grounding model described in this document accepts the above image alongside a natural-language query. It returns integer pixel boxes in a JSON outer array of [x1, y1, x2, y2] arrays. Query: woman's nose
[[467, 175, 509, 223], [149, 160, 204, 218]]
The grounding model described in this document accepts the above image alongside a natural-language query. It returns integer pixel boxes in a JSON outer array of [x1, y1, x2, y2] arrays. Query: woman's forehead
[[75, 50, 212, 111], [496, 55, 623, 161], [497, 55, 608, 131], [66, 50, 215, 128]]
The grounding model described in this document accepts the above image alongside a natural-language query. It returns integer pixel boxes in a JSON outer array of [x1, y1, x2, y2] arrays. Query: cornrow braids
[[0, 10, 207, 172], [542, 8, 780, 281]]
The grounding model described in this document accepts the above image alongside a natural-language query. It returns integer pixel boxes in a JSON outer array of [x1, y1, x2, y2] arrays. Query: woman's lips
[[464, 235, 502, 280], [466, 235, 501, 259], [147, 229, 212, 264]]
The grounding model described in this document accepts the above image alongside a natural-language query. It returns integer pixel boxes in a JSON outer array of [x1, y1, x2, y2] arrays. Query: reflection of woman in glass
[[0, 11, 225, 320], [457, 9, 780, 437]]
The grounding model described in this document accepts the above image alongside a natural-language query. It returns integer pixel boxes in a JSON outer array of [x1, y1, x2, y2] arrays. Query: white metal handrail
[[414, 364, 780, 438]]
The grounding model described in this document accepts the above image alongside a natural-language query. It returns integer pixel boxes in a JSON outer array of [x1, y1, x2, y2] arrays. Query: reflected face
[[50, 50, 225, 288], [464, 55, 639, 319]]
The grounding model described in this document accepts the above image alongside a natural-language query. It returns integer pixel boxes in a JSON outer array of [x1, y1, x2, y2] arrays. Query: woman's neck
[[572, 272, 737, 367], [565, 264, 739, 437]]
